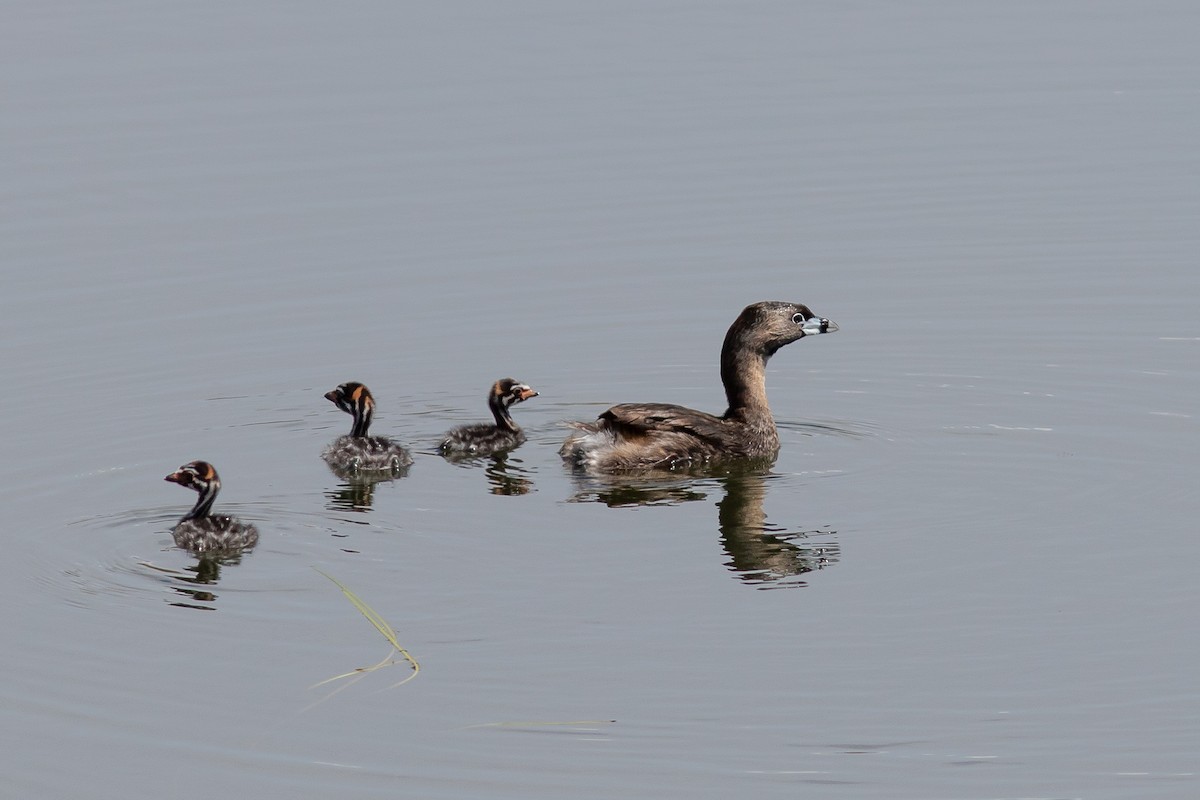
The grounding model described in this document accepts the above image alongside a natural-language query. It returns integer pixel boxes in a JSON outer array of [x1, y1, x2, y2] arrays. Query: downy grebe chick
[[164, 461, 259, 554], [560, 301, 838, 471], [440, 378, 539, 456], [322, 381, 414, 471]]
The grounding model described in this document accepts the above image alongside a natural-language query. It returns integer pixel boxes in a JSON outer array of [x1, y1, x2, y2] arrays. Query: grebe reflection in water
[[566, 467, 838, 588]]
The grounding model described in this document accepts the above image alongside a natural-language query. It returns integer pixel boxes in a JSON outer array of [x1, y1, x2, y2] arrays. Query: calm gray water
[[4, 2, 1198, 798]]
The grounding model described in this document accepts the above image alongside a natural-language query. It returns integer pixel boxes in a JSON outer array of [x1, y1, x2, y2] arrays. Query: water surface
[[3, 2, 1199, 798]]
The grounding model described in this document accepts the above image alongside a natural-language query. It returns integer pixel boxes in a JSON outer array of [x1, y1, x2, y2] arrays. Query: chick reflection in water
[[166, 552, 252, 609], [324, 472, 404, 513], [441, 450, 535, 496], [567, 467, 838, 588]]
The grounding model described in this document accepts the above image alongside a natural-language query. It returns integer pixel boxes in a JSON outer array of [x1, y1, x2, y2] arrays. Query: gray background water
[[3, 2, 1198, 798]]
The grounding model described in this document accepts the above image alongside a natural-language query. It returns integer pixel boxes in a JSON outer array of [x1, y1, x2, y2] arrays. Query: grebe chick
[[164, 461, 259, 554], [440, 378, 539, 456], [560, 301, 837, 472], [322, 381, 414, 471]]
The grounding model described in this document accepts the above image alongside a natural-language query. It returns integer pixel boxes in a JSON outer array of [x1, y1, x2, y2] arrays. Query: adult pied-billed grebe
[[440, 378, 539, 456], [322, 382, 414, 471], [560, 301, 838, 471], [164, 461, 260, 553]]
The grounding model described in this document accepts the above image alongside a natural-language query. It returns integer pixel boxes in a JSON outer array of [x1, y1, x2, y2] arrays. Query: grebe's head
[[726, 301, 838, 357], [164, 460, 220, 493], [324, 382, 375, 417], [492, 378, 539, 409]]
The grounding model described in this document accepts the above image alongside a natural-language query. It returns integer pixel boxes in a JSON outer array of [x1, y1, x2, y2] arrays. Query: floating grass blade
[[313, 568, 419, 686]]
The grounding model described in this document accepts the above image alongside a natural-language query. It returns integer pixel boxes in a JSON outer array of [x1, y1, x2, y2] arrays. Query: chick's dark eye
[[791, 312, 805, 324]]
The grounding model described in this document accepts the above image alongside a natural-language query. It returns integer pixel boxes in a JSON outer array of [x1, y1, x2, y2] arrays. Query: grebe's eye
[[791, 312, 805, 324]]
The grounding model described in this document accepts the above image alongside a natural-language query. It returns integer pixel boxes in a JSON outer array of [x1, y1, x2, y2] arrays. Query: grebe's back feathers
[[597, 402, 730, 438], [322, 434, 414, 471], [562, 404, 735, 470], [172, 515, 259, 554]]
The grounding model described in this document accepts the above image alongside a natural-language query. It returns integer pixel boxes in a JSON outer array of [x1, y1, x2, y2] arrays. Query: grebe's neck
[[721, 338, 774, 429], [183, 480, 220, 521], [350, 403, 373, 437], [489, 394, 519, 433]]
